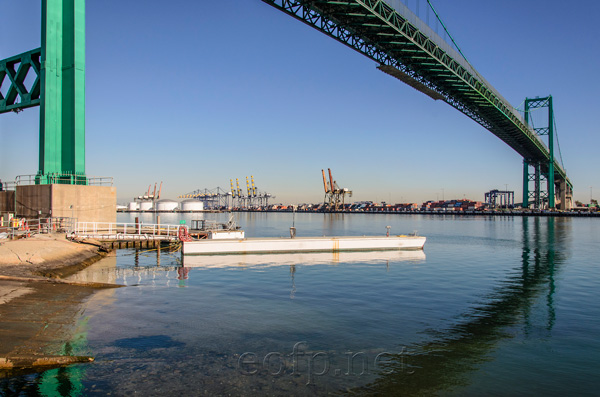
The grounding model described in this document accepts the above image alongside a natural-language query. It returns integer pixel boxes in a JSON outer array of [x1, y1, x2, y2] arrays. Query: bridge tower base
[[15, 184, 116, 223], [523, 160, 548, 209]]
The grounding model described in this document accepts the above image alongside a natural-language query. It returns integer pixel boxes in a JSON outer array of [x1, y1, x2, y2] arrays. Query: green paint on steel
[[39, 0, 87, 184], [535, 163, 542, 208], [547, 96, 555, 208], [0, 0, 86, 185], [522, 160, 529, 209], [523, 99, 531, 209], [0, 49, 42, 113], [524, 96, 558, 209], [0, 0, 573, 195]]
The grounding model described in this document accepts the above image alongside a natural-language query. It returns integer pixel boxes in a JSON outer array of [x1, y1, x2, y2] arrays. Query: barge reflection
[[182, 249, 426, 269]]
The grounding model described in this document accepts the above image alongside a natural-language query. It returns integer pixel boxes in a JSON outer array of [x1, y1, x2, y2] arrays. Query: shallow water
[[2, 213, 599, 395]]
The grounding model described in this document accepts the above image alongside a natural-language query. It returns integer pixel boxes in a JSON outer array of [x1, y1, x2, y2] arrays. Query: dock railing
[[0, 217, 183, 242], [74, 221, 183, 241]]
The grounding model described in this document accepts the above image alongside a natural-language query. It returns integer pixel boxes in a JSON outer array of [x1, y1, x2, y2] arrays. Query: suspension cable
[[426, 0, 470, 63], [421, 1, 566, 173], [553, 118, 565, 169]]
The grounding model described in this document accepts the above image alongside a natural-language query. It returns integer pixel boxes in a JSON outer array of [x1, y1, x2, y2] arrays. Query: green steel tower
[[0, 0, 86, 184], [522, 96, 555, 209], [39, 0, 86, 184]]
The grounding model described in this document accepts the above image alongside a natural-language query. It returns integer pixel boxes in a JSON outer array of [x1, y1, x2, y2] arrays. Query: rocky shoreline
[[0, 233, 120, 376]]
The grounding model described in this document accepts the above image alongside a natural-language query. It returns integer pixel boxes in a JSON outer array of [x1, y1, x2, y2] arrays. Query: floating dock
[[182, 235, 426, 255]]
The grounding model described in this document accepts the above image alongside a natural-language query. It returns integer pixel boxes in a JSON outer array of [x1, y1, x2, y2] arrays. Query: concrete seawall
[[0, 233, 120, 376]]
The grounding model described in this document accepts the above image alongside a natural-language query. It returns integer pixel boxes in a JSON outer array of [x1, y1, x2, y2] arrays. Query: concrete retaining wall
[[0, 191, 15, 213], [15, 185, 116, 223]]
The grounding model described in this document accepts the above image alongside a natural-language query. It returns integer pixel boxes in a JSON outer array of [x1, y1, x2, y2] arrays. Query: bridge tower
[[1, 1, 115, 223], [39, 0, 87, 183], [1, 0, 86, 183], [522, 96, 569, 210]]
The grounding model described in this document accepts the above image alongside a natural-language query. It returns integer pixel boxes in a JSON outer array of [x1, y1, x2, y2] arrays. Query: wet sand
[[0, 234, 118, 376]]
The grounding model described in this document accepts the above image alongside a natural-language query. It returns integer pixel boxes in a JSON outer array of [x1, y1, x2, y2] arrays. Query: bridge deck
[[262, 0, 570, 186]]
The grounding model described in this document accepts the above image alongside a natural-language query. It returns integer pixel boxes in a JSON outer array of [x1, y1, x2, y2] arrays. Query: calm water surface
[[2, 213, 599, 396]]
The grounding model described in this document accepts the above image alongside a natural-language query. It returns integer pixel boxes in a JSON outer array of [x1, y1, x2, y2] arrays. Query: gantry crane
[[226, 176, 275, 209], [321, 169, 352, 211]]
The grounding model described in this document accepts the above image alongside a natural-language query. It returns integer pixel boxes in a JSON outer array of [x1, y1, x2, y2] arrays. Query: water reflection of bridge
[[352, 217, 565, 395]]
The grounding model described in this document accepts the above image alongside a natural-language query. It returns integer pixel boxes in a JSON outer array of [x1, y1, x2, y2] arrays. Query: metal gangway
[[73, 221, 184, 242]]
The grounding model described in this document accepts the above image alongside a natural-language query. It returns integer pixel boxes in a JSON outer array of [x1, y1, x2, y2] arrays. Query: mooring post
[[157, 243, 161, 267]]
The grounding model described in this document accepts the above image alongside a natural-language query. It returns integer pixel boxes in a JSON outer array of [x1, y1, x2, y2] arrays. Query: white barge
[[182, 233, 426, 255]]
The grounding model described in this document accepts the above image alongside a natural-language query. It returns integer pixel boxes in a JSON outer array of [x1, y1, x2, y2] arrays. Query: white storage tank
[[181, 199, 204, 212], [139, 201, 153, 211], [128, 202, 139, 211], [156, 199, 179, 212]]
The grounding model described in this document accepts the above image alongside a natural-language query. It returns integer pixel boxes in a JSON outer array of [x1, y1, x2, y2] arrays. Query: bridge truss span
[[261, 0, 572, 208]]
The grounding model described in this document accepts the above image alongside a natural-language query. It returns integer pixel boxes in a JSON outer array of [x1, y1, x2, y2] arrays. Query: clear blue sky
[[1, 0, 598, 205]]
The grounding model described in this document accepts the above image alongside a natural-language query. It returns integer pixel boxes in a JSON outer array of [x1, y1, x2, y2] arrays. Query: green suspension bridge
[[0, 0, 573, 209]]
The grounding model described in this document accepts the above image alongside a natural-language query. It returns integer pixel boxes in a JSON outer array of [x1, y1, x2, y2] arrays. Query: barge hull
[[182, 236, 426, 255]]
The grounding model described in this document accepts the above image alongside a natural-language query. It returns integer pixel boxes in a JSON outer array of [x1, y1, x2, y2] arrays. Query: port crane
[[180, 176, 274, 210], [229, 176, 274, 209], [321, 169, 352, 211], [137, 182, 162, 201]]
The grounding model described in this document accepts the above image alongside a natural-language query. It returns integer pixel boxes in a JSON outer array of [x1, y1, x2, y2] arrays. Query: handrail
[[0, 181, 17, 191], [0, 218, 185, 241], [74, 221, 184, 238], [13, 175, 113, 186]]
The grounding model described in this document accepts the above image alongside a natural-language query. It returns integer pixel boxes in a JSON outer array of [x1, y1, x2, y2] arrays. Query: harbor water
[[2, 213, 599, 395]]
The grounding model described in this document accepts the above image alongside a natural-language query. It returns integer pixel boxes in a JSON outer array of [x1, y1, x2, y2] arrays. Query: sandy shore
[[0, 233, 118, 376]]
